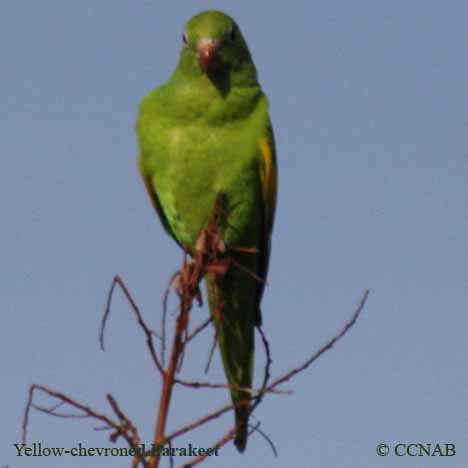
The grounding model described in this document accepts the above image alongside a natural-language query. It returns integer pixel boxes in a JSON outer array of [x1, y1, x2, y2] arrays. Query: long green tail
[[205, 269, 255, 452]]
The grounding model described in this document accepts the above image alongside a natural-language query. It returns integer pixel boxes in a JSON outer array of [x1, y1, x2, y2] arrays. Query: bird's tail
[[233, 403, 249, 452], [205, 275, 254, 453]]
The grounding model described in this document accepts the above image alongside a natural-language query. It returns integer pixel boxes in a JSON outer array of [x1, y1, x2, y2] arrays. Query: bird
[[136, 10, 277, 452]]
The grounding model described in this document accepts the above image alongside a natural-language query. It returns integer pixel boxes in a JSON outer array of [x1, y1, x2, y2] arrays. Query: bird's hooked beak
[[197, 37, 220, 74]]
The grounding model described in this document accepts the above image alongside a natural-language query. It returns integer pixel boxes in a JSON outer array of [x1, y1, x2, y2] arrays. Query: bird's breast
[[158, 124, 260, 247]]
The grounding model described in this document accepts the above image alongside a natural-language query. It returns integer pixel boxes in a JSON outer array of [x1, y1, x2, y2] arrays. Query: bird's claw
[[170, 272, 184, 296], [207, 257, 231, 281]]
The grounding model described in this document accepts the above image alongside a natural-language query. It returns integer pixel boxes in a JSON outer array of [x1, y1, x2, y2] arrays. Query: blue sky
[[2, 1, 468, 467]]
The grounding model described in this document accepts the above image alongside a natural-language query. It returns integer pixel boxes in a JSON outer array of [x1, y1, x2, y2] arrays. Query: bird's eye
[[230, 26, 236, 41], [182, 32, 188, 44]]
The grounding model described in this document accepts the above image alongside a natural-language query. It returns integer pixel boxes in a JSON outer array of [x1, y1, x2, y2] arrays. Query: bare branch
[[248, 422, 278, 457], [181, 428, 236, 468], [101, 275, 165, 376], [24, 385, 116, 441], [23, 188, 370, 468], [250, 324, 273, 416], [204, 331, 217, 375], [174, 378, 290, 395], [264, 289, 369, 393], [31, 404, 90, 419], [184, 317, 212, 345], [22, 385, 148, 467], [165, 399, 247, 444], [162, 272, 179, 366]]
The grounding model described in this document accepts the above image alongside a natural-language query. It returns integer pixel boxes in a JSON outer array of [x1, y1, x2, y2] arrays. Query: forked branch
[[22, 195, 369, 468]]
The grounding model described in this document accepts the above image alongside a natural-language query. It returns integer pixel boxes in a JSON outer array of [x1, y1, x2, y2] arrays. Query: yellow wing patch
[[259, 137, 277, 224]]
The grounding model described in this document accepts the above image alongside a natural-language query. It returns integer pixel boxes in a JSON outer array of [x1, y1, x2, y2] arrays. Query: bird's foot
[[206, 257, 231, 281], [170, 272, 184, 297], [195, 228, 226, 256], [173, 259, 204, 307]]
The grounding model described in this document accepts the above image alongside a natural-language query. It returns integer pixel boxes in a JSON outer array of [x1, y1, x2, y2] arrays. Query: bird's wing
[[256, 121, 278, 324], [138, 153, 181, 247]]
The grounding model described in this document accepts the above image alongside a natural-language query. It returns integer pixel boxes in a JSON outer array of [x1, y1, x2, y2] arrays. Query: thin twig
[[101, 276, 164, 376], [22, 385, 148, 467], [184, 317, 212, 345], [263, 289, 369, 393], [181, 428, 236, 468], [174, 378, 290, 395], [165, 399, 247, 444], [248, 422, 278, 456], [22, 385, 112, 443], [162, 272, 179, 366], [167, 439, 175, 468], [31, 404, 90, 419], [229, 257, 266, 284], [250, 324, 273, 415], [204, 332, 217, 374]]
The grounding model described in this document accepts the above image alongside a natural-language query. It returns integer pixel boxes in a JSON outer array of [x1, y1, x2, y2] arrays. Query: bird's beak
[[197, 38, 220, 74]]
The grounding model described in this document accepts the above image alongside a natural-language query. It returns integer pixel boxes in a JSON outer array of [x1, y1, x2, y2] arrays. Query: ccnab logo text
[[395, 443, 455, 457]]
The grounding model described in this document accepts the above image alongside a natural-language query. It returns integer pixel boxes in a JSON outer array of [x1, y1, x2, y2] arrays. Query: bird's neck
[[167, 65, 262, 124]]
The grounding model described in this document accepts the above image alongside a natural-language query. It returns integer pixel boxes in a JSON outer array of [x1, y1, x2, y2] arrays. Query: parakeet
[[136, 10, 277, 452]]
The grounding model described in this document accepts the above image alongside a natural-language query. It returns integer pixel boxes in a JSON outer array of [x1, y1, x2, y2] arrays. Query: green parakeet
[[136, 10, 277, 452]]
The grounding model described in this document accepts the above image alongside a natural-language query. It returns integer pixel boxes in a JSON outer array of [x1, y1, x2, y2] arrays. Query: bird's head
[[177, 10, 257, 85]]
